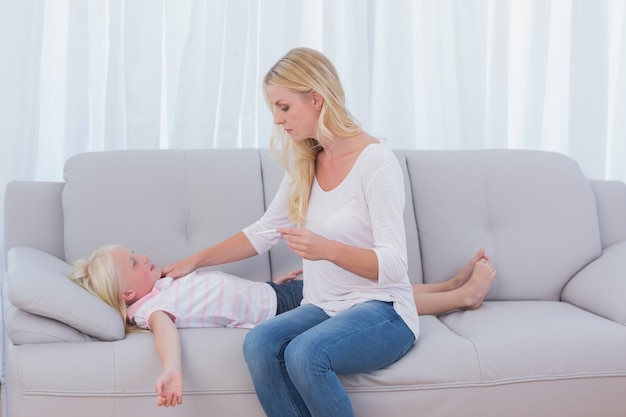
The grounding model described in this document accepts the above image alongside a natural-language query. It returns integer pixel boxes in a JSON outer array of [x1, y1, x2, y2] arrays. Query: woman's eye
[[281, 106, 288, 112]]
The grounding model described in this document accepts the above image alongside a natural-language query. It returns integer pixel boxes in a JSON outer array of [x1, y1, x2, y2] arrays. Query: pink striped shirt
[[127, 271, 277, 330]]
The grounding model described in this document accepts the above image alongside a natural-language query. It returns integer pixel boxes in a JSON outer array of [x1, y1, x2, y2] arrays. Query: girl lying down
[[69, 244, 494, 408]]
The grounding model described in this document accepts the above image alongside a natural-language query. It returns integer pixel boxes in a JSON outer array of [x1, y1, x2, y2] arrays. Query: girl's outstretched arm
[[148, 311, 183, 407]]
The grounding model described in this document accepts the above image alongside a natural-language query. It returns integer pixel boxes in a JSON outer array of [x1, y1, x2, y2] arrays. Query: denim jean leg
[[267, 280, 304, 315], [243, 304, 330, 417], [284, 301, 415, 417]]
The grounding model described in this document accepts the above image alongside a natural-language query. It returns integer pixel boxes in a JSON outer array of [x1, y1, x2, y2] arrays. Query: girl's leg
[[284, 301, 415, 417], [414, 258, 496, 315], [267, 280, 304, 314], [413, 248, 486, 295], [243, 304, 329, 417]]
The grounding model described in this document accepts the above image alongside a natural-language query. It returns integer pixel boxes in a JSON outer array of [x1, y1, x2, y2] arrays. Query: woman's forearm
[[192, 231, 259, 268], [326, 241, 379, 281], [164, 231, 260, 277]]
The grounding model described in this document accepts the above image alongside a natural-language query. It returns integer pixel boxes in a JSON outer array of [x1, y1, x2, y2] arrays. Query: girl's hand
[[155, 367, 183, 407], [277, 227, 331, 261], [274, 269, 303, 284]]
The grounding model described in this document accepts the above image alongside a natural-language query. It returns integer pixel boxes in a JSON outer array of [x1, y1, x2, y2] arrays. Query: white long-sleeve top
[[244, 143, 420, 339]]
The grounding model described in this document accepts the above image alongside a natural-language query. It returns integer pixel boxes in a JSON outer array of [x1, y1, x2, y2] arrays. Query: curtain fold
[[608, 1, 626, 182]]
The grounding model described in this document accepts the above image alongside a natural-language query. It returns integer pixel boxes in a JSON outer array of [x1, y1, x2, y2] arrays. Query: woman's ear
[[311, 90, 323, 107]]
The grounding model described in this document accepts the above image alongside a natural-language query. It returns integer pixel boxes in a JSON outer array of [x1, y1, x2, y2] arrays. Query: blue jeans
[[267, 280, 304, 315], [243, 300, 415, 417]]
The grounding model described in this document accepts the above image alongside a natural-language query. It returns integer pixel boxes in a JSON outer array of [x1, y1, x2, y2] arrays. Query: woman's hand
[[162, 255, 197, 278], [277, 227, 331, 261], [278, 227, 379, 281]]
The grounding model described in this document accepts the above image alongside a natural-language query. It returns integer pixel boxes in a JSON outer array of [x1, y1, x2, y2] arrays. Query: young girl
[[71, 241, 493, 409], [70, 244, 304, 408]]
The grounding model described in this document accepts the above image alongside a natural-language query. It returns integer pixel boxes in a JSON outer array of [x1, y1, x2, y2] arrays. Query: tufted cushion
[[406, 149, 602, 301]]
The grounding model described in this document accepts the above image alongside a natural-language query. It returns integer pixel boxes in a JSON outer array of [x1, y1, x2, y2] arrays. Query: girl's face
[[111, 247, 162, 303], [267, 84, 321, 142]]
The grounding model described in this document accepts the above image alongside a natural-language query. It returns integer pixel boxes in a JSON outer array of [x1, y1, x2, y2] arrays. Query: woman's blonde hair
[[264, 47, 362, 225], [69, 245, 139, 332]]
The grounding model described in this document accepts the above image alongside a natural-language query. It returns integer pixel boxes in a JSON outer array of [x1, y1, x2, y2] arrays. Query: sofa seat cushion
[[12, 329, 254, 396], [6, 246, 125, 341], [7, 304, 626, 417], [12, 307, 626, 408], [440, 300, 626, 382]]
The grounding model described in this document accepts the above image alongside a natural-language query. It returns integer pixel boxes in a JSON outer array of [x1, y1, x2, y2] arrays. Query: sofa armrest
[[590, 179, 626, 249], [562, 240, 626, 325]]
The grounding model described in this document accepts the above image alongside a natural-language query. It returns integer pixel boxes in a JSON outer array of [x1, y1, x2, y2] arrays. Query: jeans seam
[[277, 340, 308, 417]]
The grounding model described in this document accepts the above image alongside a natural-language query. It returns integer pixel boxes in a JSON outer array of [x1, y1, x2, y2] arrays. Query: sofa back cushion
[[62, 149, 272, 281], [406, 149, 602, 300]]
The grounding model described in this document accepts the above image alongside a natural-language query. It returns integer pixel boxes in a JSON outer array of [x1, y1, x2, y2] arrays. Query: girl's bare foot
[[450, 248, 487, 290], [459, 259, 496, 310]]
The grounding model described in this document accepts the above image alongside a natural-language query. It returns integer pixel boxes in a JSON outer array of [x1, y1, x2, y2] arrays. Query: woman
[[163, 47, 494, 417]]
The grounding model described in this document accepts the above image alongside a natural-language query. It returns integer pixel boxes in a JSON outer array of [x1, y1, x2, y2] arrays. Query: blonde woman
[[163, 48, 495, 417]]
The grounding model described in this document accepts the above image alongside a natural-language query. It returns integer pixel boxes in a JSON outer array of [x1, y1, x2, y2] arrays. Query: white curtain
[[1, 0, 625, 267]]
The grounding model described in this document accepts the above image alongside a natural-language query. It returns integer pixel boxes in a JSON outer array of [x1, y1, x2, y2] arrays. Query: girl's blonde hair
[[264, 47, 362, 225], [69, 244, 139, 332]]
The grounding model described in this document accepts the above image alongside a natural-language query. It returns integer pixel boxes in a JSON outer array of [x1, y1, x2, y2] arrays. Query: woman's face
[[111, 247, 162, 303], [267, 84, 321, 142]]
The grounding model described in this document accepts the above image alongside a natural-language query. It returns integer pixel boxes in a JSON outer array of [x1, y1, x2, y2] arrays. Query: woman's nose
[[273, 111, 284, 125]]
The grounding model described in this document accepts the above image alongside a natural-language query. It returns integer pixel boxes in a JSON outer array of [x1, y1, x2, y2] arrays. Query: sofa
[[3, 148, 626, 417]]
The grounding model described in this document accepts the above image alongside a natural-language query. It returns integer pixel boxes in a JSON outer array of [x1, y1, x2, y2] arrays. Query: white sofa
[[3, 148, 626, 417]]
